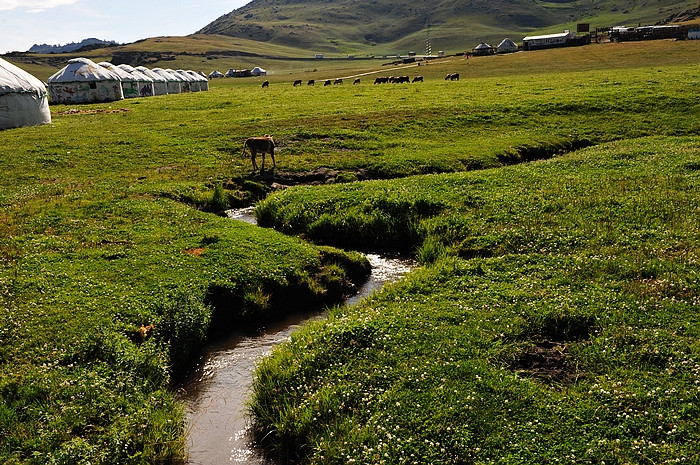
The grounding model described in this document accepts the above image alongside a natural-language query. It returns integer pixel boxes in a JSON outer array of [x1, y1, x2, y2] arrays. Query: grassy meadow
[[1, 40, 699, 464]]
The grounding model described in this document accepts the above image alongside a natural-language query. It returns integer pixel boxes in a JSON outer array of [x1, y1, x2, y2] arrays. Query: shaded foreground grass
[[0, 41, 699, 463], [250, 136, 700, 464]]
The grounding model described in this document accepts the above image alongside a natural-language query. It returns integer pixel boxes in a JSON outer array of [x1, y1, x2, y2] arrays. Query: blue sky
[[0, 0, 251, 54]]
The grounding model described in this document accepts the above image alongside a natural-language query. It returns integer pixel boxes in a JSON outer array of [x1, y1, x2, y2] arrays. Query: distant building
[[609, 25, 683, 42], [522, 31, 573, 50], [690, 28, 700, 39], [522, 30, 590, 50], [496, 38, 519, 54], [472, 43, 494, 56]]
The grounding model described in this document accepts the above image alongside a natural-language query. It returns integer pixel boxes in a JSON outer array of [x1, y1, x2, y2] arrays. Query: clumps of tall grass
[[497, 136, 596, 165], [203, 246, 370, 337], [256, 182, 445, 252], [151, 289, 211, 376]]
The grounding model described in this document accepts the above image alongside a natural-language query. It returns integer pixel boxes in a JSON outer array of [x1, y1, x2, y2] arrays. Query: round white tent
[[497, 38, 519, 54], [184, 70, 208, 91], [472, 43, 495, 56], [0, 57, 51, 130], [98, 62, 141, 98], [168, 69, 191, 92], [209, 70, 224, 79], [135, 66, 168, 96], [116, 64, 155, 97], [192, 71, 209, 91], [152, 68, 181, 94], [48, 58, 123, 104], [174, 69, 199, 92]]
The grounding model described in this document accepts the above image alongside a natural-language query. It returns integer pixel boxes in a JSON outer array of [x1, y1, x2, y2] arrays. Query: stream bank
[[180, 208, 416, 464]]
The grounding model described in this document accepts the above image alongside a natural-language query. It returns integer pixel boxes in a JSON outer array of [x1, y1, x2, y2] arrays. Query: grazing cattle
[[261, 80, 269, 88], [293, 79, 302, 86], [445, 73, 460, 81], [395, 75, 410, 84], [353, 78, 361, 85], [242, 135, 276, 171], [374, 77, 388, 84], [412, 75, 423, 83], [324, 79, 332, 86], [334, 78, 343, 85], [307, 79, 315, 86]]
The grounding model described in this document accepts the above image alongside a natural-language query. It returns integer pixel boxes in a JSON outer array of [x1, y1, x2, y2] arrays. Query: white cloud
[[0, 0, 79, 12]]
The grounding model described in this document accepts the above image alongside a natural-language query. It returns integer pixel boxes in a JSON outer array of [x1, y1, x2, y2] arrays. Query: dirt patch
[[55, 108, 132, 116], [248, 167, 370, 186], [511, 340, 581, 385], [184, 247, 205, 257]]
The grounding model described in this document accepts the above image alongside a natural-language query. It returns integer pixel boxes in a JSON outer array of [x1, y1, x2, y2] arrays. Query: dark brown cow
[[412, 75, 424, 82], [261, 80, 269, 88], [353, 78, 361, 84], [324, 79, 332, 86], [307, 79, 315, 86], [293, 79, 302, 86]]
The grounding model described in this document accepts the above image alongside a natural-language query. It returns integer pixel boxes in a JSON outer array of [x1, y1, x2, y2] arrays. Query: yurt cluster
[[1, 56, 209, 130], [47, 57, 209, 104]]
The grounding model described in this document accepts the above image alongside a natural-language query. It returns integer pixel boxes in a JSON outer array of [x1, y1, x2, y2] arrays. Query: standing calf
[[242, 135, 276, 171]]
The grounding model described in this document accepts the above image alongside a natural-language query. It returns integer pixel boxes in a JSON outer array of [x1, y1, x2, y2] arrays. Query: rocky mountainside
[[28, 38, 118, 54], [197, 0, 699, 53]]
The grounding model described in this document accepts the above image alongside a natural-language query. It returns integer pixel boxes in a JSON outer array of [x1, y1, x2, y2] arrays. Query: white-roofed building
[[152, 68, 181, 94], [0, 57, 51, 129], [117, 64, 155, 97], [135, 67, 168, 95], [48, 58, 123, 104]]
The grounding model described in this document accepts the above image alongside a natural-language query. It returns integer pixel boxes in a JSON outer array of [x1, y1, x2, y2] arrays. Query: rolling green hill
[[197, 0, 700, 54]]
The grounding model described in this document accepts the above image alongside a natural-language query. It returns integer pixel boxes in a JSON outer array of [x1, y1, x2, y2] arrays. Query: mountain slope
[[197, 0, 699, 53]]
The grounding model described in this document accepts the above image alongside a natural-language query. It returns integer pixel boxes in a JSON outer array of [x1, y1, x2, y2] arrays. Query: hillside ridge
[[197, 0, 700, 53]]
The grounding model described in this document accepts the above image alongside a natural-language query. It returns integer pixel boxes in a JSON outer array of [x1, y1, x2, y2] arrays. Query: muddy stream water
[[180, 207, 416, 464]]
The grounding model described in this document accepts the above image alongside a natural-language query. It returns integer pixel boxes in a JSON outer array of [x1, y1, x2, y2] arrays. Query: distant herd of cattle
[[261, 73, 459, 88]]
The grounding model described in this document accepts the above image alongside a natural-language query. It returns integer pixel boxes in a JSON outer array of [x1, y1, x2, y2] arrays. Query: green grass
[[1, 41, 699, 463], [249, 137, 700, 464]]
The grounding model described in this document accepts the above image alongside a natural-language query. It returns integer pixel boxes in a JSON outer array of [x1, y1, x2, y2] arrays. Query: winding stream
[[180, 208, 415, 464]]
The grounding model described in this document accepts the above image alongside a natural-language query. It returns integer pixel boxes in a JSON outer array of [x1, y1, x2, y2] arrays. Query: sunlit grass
[[1, 40, 699, 464]]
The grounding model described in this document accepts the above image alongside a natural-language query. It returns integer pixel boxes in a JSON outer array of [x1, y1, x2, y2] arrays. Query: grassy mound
[[250, 136, 700, 463]]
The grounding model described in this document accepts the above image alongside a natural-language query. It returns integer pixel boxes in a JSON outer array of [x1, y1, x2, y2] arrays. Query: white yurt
[[168, 69, 191, 92], [186, 70, 209, 91], [98, 62, 141, 98], [251, 66, 266, 76], [173, 69, 196, 91], [472, 43, 495, 56], [48, 58, 123, 104], [117, 64, 155, 97], [135, 66, 168, 95], [209, 70, 224, 79], [497, 38, 519, 54], [0, 57, 51, 130], [152, 68, 181, 94]]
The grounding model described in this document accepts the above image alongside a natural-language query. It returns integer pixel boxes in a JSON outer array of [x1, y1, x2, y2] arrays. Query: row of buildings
[[1, 56, 211, 130], [472, 23, 698, 56]]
